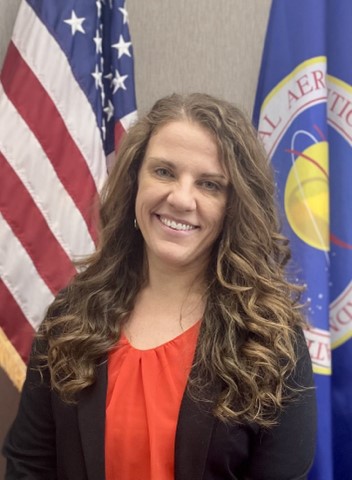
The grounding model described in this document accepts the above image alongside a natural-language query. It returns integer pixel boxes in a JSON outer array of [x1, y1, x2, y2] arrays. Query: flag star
[[91, 65, 103, 89], [94, 29, 103, 54], [100, 86, 106, 106], [119, 7, 129, 24], [104, 100, 114, 121], [112, 35, 132, 58], [111, 69, 128, 93], [64, 10, 86, 35]]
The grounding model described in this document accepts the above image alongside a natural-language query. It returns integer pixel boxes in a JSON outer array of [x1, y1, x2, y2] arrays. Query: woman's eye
[[155, 167, 172, 178], [201, 180, 220, 191]]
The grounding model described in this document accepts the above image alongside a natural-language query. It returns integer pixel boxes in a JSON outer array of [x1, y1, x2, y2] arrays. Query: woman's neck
[[145, 258, 207, 306], [123, 260, 207, 349]]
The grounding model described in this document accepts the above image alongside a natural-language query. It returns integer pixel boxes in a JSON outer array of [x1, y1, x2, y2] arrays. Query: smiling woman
[[3, 93, 316, 480]]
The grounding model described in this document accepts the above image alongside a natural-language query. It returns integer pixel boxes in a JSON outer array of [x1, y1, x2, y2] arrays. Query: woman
[[3, 93, 316, 479]]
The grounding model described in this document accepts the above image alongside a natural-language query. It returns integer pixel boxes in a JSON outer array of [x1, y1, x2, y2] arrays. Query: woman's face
[[135, 119, 229, 273]]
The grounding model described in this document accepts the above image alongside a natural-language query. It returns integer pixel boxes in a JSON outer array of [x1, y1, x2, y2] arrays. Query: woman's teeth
[[160, 216, 196, 231]]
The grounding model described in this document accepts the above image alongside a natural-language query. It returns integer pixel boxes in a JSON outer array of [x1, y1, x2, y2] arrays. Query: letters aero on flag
[[0, 0, 137, 390], [254, 1, 352, 479]]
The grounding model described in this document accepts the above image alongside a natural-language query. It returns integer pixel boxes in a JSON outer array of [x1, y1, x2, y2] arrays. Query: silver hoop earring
[[134, 218, 139, 230]]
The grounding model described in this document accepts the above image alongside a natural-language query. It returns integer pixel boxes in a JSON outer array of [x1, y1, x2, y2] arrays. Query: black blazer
[[3, 329, 316, 480]]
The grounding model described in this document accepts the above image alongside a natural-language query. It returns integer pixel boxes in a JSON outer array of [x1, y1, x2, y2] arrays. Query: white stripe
[[0, 213, 54, 330], [12, 1, 108, 192], [0, 85, 96, 259], [120, 110, 138, 131]]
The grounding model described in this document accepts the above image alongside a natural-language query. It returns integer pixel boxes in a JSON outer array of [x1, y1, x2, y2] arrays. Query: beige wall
[[0, 0, 20, 65], [0, 0, 271, 476], [128, 0, 271, 115]]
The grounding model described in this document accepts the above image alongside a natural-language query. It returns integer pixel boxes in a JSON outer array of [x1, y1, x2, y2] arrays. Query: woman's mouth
[[158, 215, 197, 231]]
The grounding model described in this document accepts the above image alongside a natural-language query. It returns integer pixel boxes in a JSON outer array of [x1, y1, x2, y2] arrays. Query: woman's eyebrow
[[147, 157, 175, 167], [198, 173, 228, 181]]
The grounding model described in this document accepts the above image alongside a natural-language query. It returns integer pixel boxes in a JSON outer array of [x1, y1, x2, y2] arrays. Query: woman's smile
[[157, 214, 198, 232]]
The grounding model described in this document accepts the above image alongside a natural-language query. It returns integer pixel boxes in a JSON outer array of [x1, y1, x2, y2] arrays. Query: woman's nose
[[166, 180, 197, 211]]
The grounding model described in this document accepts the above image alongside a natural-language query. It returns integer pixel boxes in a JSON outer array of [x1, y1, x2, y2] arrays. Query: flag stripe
[[120, 111, 138, 131], [0, 281, 35, 363], [0, 212, 55, 331], [0, 152, 77, 292], [0, 84, 96, 261], [0, 326, 26, 390], [115, 110, 138, 148], [114, 120, 126, 149], [1, 43, 99, 243], [11, 0, 108, 191]]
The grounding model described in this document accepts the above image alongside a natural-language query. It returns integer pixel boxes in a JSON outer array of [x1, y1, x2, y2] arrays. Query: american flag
[[0, 0, 137, 389]]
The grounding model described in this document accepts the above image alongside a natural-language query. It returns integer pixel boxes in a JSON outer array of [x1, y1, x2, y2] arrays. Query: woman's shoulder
[[289, 326, 314, 388]]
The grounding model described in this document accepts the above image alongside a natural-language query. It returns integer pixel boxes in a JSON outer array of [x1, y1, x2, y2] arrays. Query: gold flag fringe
[[0, 327, 26, 391]]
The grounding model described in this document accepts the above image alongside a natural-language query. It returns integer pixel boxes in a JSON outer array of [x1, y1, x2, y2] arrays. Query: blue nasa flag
[[253, 0, 352, 478], [326, 1, 352, 478]]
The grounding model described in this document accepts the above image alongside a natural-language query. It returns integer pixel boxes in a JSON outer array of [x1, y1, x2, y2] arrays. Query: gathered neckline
[[120, 319, 201, 352]]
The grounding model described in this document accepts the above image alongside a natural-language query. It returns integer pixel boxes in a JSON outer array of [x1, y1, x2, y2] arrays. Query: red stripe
[[0, 152, 76, 294], [114, 120, 126, 150], [0, 280, 35, 363], [1, 42, 99, 242]]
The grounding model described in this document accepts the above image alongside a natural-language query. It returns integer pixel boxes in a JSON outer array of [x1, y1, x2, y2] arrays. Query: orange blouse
[[105, 321, 200, 480]]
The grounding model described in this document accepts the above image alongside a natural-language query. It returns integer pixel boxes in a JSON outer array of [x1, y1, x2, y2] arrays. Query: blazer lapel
[[77, 360, 107, 480], [175, 389, 216, 480]]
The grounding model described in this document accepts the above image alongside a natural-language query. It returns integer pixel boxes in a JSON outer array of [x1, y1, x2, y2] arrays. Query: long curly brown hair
[[38, 93, 306, 427]]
